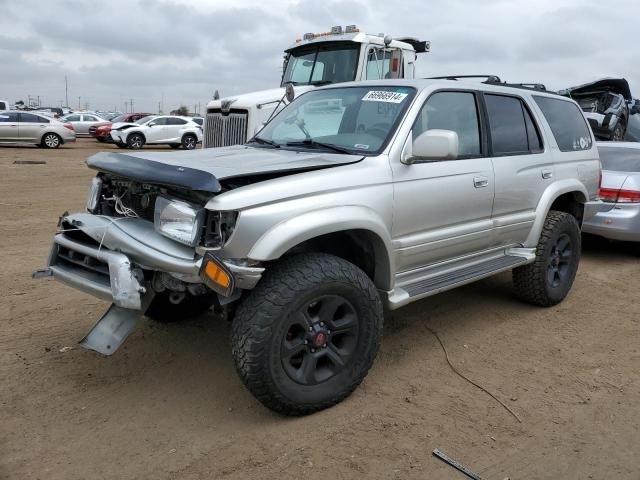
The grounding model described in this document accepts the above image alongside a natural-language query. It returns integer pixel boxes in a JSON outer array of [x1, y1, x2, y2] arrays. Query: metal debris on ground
[[13, 160, 47, 165], [433, 449, 482, 480]]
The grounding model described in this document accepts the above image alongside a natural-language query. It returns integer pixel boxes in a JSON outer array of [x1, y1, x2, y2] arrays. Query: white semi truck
[[203, 25, 429, 148]]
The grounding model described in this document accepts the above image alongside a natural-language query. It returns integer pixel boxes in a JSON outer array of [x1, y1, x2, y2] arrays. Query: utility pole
[[78, 96, 81, 110], [129, 98, 134, 113], [158, 101, 161, 114], [37, 95, 40, 107], [65, 75, 69, 107]]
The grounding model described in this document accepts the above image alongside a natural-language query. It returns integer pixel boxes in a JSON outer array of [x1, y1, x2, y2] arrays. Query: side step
[[404, 255, 527, 298]]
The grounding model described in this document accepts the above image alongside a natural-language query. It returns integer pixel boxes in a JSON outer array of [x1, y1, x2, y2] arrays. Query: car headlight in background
[[154, 196, 205, 247], [86, 176, 102, 212]]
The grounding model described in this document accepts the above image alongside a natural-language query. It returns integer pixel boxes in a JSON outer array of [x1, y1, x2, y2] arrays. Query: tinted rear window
[[534, 96, 593, 152], [598, 147, 640, 172], [485, 94, 529, 155]]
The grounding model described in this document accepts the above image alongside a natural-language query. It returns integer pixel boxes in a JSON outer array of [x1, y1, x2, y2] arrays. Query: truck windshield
[[281, 44, 360, 87], [253, 86, 416, 155]]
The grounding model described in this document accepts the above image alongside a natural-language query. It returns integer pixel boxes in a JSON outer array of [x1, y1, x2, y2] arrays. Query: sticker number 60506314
[[362, 91, 408, 103]]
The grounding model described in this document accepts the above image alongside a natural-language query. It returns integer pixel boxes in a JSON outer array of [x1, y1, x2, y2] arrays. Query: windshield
[[254, 86, 416, 155], [281, 44, 359, 87], [135, 115, 155, 125]]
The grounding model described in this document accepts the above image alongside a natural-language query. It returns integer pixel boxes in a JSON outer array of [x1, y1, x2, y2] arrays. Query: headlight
[[86, 176, 102, 212], [154, 196, 205, 247]]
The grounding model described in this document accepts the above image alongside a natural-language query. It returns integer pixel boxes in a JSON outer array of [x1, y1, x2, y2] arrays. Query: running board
[[387, 255, 529, 309]]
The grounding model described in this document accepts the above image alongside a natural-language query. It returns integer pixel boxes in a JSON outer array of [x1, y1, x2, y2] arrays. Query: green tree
[[170, 105, 189, 116]]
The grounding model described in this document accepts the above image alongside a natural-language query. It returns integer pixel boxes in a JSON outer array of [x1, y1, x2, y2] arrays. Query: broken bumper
[[35, 212, 264, 309]]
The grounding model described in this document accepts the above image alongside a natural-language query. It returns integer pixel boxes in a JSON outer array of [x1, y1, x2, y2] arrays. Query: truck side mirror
[[402, 129, 459, 164]]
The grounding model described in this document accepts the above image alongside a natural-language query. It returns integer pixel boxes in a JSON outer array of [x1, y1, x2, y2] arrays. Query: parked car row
[[0, 111, 76, 148], [109, 115, 203, 149]]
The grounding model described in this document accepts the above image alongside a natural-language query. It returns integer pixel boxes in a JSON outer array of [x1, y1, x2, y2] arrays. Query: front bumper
[[582, 202, 640, 242], [35, 212, 264, 309]]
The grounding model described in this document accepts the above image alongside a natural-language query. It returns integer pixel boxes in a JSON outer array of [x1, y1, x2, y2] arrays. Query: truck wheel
[[231, 253, 383, 416], [612, 122, 625, 141], [41, 133, 61, 149], [513, 210, 581, 307], [145, 291, 216, 322], [181, 134, 197, 150], [127, 133, 145, 149]]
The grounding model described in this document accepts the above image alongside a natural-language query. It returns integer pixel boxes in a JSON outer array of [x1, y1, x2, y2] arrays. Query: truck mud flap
[[80, 292, 154, 356]]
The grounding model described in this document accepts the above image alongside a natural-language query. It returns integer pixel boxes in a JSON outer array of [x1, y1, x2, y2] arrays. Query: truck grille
[[204, 109, 248, 148]]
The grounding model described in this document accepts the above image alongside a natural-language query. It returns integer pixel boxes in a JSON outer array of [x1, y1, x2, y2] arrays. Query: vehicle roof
[[286, 32, 416, 52], [314, 78, 567, 100]]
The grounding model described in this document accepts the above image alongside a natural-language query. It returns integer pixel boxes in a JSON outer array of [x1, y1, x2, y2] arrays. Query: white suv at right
[[110, 115, 203, 150]]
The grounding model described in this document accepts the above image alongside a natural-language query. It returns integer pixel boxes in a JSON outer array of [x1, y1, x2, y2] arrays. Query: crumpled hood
[[86, 145, 364, 193], [560, 78, 632, 101]]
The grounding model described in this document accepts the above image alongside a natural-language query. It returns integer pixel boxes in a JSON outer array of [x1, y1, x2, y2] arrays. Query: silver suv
[[35, 79, 602, 415]]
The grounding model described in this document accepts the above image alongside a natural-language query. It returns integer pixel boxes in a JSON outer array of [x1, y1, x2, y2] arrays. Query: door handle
[[473, 176, 489, 188], [541, 168, 553, 179]]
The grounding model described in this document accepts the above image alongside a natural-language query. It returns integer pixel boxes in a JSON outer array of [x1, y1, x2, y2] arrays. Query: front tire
[[612, 121, 625, 141], [231, 253, 383, 416], [127, 133, 145, 149], [513, 211, 581, 307], [41, 133, 61, 149]]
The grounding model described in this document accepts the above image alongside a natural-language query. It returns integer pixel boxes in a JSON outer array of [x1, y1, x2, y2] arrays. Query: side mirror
[[402, 129, 459, 164], [148, 122, 156, 127]]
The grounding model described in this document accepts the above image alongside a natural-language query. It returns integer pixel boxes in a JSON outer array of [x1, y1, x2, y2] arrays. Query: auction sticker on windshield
[[362, 91, 408, 103]]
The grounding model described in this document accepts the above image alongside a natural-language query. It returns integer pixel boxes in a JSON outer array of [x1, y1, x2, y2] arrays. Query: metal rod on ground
[[433, 449, 482, 480]]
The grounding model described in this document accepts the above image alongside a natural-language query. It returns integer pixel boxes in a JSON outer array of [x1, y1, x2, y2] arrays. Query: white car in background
[[110, 115, 202, 150]]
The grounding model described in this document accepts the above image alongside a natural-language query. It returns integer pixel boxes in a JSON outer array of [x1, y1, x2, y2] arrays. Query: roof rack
[[425, 75, 552, 93]]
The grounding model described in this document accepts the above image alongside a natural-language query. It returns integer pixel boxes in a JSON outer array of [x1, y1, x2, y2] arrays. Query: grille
[[204, 110, 248, 148]]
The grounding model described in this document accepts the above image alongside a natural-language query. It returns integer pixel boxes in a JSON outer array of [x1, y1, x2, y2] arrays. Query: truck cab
[[203, 25, 429, 148]]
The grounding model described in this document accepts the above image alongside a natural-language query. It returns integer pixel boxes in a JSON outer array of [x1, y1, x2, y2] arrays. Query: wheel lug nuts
[[320, 322, 325, 327], [323, 344, 327, 348], [327, 330, 331, 334], [304, 340, 308, 345], [311, 348, 316, 353], [308, 327, 313, 332]]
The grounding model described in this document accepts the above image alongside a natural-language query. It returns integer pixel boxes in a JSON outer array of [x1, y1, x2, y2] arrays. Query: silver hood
[[86, 145, 364, 193]]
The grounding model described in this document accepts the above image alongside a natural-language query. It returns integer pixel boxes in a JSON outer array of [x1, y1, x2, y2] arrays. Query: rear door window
[[20, 113, 48, 123], [484, 94, 530, 155], [534, 96, 593, 151], [66, 115, 81, 122], [167, 117, 187, 125]]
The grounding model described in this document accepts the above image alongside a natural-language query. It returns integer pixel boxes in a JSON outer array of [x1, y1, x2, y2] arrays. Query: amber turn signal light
[[200, 254, 234, 296]]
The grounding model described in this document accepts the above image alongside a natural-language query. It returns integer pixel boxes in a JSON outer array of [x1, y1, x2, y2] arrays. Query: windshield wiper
[[285, 139, 353, 154], [308, 80, 333, 86], [247, 137, 280, 148]]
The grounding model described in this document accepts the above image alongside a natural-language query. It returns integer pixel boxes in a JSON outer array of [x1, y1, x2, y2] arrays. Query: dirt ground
[[1, 138, 639, 480]]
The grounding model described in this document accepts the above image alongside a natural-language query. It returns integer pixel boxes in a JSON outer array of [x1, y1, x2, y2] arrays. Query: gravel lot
[[1, 139, 639, 480]]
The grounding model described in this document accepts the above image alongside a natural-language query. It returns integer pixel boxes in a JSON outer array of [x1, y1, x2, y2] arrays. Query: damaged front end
[[33, 187, 262, 355]]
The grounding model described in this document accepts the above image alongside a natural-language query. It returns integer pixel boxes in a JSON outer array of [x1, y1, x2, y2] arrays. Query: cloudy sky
[[0, 0, 638, 113]]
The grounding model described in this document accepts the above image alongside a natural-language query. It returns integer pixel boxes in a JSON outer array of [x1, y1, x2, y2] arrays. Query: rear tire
[[127, 133, 145, 149], [513, 210, 581, 307], [181, 134, 197, 150], [41, 133, 61, 149], [231, 253, 383, 416], [145, 291, 216, 323]]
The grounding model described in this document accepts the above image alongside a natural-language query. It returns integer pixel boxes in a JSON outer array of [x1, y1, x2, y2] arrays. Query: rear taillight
[[64, 123, 74, 131], [599, 187, 640, 203]]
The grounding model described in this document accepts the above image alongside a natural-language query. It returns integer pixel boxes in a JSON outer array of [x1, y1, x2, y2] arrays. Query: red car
[[90, 113, 154, 142]]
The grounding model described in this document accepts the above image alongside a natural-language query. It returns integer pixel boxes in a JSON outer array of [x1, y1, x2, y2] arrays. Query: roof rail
[[425, 75, 553, 93]]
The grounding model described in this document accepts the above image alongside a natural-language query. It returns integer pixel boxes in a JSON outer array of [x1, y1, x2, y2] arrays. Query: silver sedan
[[0, 111, 76, 148], [61, 112, 108, 135], [583, 142, 640, 242]]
